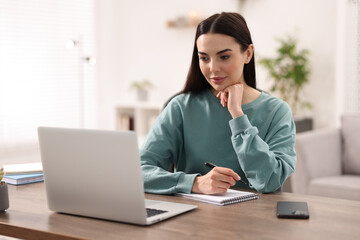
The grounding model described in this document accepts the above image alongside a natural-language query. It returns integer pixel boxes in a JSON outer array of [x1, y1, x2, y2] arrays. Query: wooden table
[[0, 182, 359, 240]]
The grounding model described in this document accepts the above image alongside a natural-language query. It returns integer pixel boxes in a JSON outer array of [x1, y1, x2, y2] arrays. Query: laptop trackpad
[[145, 199, 163, 207]]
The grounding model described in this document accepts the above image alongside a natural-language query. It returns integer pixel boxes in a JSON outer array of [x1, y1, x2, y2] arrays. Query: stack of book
[[3, 162, 44, 185]]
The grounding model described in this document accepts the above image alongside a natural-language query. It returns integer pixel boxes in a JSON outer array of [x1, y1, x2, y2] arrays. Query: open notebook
[[176, 189, 258, 206]]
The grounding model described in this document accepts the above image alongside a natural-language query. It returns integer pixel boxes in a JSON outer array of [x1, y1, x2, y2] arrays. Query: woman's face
[[196, 33, 253, 94]]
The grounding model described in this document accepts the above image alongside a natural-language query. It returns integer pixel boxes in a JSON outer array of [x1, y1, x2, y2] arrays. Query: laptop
[[37, 127, 197, 225]]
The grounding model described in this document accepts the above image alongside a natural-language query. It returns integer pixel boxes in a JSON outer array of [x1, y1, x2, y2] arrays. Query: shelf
[[116, 101, 164, 110], [115, 102, 163, 144]]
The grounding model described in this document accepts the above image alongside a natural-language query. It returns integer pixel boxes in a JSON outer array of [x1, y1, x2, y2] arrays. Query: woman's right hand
[[216, 83, 245, 119], [191, 167, 241, 194]]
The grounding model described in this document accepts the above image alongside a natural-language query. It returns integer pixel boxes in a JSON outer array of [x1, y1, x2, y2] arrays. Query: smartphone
[[276, 201, 309, 219]]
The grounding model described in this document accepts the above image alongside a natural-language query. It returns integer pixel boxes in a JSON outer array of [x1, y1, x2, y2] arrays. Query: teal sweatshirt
[[140, 89, 296, 194]]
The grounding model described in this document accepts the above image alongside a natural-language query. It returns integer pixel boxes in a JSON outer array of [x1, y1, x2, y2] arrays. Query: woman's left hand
[[216, 83, 244, 118]]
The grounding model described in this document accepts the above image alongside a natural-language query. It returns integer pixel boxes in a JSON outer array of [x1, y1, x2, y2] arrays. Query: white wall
[[96, 0, 339, 130]]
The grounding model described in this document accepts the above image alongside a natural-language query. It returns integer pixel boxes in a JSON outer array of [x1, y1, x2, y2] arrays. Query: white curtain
[[0, 0, 96, 161]]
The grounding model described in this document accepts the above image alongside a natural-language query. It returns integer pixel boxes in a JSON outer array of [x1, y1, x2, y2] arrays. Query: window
[[0, 0, 96, 163]]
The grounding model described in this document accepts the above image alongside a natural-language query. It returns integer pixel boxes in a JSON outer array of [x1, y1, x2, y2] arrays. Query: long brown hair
[[181, 12, 256, 94]]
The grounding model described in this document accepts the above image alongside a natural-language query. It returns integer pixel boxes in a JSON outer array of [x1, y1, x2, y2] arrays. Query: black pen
[[204, 162, 247, 185]]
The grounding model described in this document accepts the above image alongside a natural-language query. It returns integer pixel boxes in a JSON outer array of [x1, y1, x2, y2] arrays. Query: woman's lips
[[211, 77, 226, 84]]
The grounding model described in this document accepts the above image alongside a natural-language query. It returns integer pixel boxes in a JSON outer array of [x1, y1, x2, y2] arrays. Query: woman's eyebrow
[[198, 49, 232, 55], [198, 51, 208, 55], [217, 49, 232, 54]]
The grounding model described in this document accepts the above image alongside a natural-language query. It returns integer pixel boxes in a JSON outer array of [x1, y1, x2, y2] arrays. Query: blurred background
[[0, 0, 359, 165]]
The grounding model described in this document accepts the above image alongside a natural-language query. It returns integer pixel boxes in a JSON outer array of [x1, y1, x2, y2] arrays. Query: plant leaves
[[258, 35, 311, 113]]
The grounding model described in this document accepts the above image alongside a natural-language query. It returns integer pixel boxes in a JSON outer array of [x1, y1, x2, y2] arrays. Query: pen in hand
[[205, 162, 247, 185]]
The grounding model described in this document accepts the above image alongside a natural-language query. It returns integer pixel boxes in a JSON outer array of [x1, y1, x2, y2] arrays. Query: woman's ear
[[245, 44, 254, 64]]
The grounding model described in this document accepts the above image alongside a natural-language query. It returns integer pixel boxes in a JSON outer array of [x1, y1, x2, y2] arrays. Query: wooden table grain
[[0, 182, 359, 240]]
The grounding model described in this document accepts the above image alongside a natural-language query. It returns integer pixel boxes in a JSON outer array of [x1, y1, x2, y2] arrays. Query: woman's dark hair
[[181, 12, 256, 93]]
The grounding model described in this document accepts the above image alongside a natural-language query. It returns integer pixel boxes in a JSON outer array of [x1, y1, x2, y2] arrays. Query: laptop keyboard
[[146, 208, 168, 218]]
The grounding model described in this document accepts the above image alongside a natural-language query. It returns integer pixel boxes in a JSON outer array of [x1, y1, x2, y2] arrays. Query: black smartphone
[[276, 201, 309, 219]]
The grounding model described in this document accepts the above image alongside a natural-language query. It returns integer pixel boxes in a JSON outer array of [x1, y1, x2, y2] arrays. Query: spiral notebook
[[176, 189, 258, 206]]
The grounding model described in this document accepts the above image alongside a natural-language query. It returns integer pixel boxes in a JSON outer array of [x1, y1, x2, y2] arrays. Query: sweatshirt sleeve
[[229, 102, 296, 193], [140, 101, 199, 195]]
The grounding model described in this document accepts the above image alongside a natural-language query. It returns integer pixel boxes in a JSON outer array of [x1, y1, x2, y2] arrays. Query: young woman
[[140, 12, 296, 194]]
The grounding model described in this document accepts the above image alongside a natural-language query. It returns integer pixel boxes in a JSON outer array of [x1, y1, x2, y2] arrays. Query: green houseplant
[[129, 79, 154, 101], [258, 36, 311, 115], [0, 167, 9, 211]]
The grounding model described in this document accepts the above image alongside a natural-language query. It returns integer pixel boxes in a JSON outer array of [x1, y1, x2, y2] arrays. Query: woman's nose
[[209, 60, 220, 73]]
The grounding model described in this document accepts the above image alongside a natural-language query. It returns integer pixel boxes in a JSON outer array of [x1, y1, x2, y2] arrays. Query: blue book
[[3, 173, 44, 185]]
